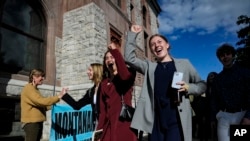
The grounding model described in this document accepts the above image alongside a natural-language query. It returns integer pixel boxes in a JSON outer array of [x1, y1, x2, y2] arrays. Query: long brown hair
[[102, 39, 121, 79]]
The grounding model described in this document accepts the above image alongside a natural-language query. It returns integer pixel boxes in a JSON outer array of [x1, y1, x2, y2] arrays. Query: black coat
[[62, 85, 99, 127]]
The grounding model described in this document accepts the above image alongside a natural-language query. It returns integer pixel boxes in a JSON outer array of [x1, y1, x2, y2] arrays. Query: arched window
[[0, 0, 45, 74]]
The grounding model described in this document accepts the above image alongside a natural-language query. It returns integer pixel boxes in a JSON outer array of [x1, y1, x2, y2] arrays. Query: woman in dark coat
[[61, 63, 103, 129], [96, 39, 137, 141]]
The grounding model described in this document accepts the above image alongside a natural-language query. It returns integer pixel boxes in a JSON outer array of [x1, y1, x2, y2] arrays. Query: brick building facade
[[0, 0, 160, 140]]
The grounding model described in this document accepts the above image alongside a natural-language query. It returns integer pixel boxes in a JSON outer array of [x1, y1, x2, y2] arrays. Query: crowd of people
[[20, 25, 250, 141], [191, 43, 250, 141]]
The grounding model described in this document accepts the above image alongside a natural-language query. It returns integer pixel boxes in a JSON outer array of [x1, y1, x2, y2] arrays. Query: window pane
[[0, 0, 45, 74], [24, 36, 44, 72], [0, 28, 43, 73], [2, 0, 43, 38]]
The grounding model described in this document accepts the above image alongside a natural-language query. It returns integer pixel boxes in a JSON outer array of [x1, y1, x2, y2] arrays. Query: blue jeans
[[216, 110, 246, 141]]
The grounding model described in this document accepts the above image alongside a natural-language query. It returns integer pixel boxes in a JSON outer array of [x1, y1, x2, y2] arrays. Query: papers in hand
[[92, 129, 103, 141]]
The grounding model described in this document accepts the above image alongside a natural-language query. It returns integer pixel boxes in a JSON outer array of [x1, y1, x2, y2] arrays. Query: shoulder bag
[[119, 94, 135, 121]]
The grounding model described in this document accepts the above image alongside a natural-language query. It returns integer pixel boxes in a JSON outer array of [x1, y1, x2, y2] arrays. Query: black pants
[[148, 101, 182, 141], [23, 122, 43, 141]]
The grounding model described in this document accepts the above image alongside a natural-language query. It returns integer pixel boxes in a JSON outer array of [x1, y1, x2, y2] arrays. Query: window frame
[[0, 0, 46, 75]]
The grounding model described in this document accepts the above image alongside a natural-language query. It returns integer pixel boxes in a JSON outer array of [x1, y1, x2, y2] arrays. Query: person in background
[[61, 63, 103, 130], [192, 72, 218, 141], [21, 68, 65, 141], [96, 39, 137, 141], [206, 72, 218, 141], [124, 25, 206, 141], [211, 44, 250, 141]]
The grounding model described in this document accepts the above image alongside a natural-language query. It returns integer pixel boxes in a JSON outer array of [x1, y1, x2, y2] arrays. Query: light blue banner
[[50, 104, 94, 141]]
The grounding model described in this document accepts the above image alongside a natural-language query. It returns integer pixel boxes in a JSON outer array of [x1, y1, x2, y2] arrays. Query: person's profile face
[[32, 74, 44, 85], [87, 66, 94, 80]]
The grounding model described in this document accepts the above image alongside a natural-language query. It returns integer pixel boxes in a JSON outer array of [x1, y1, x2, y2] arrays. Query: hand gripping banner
[[50, 104, 94, 141]]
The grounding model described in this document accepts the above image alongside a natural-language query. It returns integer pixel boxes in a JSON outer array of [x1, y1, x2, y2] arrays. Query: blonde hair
[[29, 69, 45, 83], [90, 63, 103, 85]]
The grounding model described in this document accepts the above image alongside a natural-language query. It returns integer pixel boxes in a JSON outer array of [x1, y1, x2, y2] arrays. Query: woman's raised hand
[[131, 25, 142, 33], [58, 87, 68, 98], [108, 42, 117, 50]]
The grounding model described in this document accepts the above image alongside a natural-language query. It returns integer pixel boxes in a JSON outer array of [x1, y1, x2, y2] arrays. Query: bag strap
[[121, 94, 125, 105]]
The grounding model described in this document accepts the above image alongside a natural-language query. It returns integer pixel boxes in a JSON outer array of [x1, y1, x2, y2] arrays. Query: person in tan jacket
[[21, 68, 65, 141]]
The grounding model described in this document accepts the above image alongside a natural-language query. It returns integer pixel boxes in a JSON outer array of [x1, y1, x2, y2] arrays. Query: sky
[[157, 0, 250, 80]]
